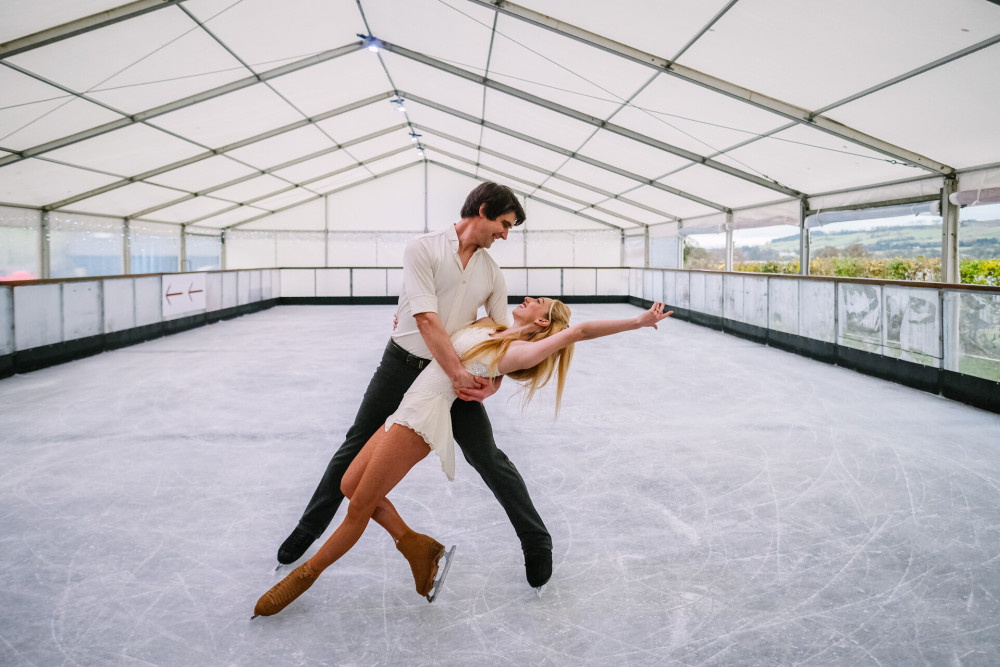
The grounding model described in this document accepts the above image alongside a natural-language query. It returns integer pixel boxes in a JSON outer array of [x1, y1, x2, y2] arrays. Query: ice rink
[[2, 303, 999, 666]]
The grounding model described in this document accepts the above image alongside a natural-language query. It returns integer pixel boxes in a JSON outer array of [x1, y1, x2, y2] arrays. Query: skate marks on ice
[[1, 305, 1000, 664]]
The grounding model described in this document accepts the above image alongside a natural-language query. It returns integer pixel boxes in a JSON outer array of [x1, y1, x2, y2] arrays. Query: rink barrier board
[[631, 295, 1000, 414]]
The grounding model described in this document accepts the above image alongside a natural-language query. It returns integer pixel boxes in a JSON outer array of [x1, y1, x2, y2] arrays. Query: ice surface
[[1, 303, 999, 665]]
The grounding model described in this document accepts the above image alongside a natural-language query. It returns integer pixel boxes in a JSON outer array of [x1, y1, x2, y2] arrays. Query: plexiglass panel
[[130, 221, 180, 274], [838, 282, 883, 353], [49, 213, 123, 278], [0, 206, 41, 280], [884, 286, 940, 366], [944, 290, 1000, 381], [182, 234, 222, 271]]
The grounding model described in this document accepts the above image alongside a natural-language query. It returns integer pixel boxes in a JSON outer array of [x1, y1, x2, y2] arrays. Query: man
[[277, 182, 553, 589]]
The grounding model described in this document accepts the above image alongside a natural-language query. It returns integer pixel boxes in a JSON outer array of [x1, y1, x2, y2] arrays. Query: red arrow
[[187, 283, 203, 301], [165, 283, 182, 305]]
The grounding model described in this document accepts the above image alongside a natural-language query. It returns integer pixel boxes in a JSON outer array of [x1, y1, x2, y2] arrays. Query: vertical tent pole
[[940, 176, 960, 284], [724, 212, 734, 272], [123, 218, 131, 274], [40, 210, 51, 279], [799, 199, 810, 276]]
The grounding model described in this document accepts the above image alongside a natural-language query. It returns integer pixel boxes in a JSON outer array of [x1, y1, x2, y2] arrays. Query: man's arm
[[414, 312, 493, 401]]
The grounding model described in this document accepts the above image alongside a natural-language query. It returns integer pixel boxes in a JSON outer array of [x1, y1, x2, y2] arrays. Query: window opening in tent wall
[[958, 202, 1000, 286], [0, 206, 41, 281], [683, 231, 727, 270], [48, 215, 124, 280], [184, 234, 222, 272]]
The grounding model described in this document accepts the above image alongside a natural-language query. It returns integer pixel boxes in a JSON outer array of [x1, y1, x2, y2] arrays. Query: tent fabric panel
[[471, 154, 545, 188], [238, 198, 325, 231], [183, 0, 363, 73], [76, 21, 253, 113], [366, 154, 422, 176], [536, 179, 608, 206], [44, 123, 204, 177], [345, 133, 409, 163], [267, 52, 393, 118], [681, 212, 727, 234], [313, 102, 405, 145], [828, 44, 1000, 170], [308, 165, 372, 195], [732, 200, 802, 230], [420, 134, 482, 163], [0, 159, 120, 207], [483, 88, 599, 153], [67, 181, 184, 216], [677, 0, 1000, 111], [523, 198, 610, 231], [381, 53, 487, 119], [326, 165, 425, 232], [715, 124, 925, 195], [188, 205, 270, 229], [270, 151, 360, 185], [659, 164, 787, 209], [577, 128, 692, 181], [621, 184, 718, 220], [251, 189, 318, 213], [148, 83, 304, 149], [406, 105, 484, 144], [479, 128, 568, 173], [224, 125, 337, 171], [597, 198, 674, 225], [210, 174, 292, 204], [808, 178, 943, 211], [489, 14, 655, 121], [516, 0, 733, 63], [145, 155, 258, 192], [360, 0, 495, 76], [555, 160, 641, 195], [575, 207, 640, 229], [140, 195, 235, 224], [611, 73, 791, 157], [0, 87, 124, 152], [6, 6, 207, 93], [0, 0, 126, 43]]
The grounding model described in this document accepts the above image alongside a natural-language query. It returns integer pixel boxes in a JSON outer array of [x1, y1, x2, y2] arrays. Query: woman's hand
[[636, 302, 673, 330]]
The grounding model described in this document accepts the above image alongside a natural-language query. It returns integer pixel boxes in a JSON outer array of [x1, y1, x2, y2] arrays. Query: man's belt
[[387, 339, 432, 370]]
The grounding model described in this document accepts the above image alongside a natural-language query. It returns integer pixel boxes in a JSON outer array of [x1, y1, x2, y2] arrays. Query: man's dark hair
[[460, 182, 526, 226]]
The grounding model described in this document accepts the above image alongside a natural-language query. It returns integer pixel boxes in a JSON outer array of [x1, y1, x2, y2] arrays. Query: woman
[[253, 299, 671, 617]]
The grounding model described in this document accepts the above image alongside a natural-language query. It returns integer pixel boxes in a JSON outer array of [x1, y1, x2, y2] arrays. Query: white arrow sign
[[162, 273, 207, 319]]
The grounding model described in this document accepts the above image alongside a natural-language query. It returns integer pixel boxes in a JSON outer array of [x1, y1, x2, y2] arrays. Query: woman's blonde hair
[[462, 299, 575, 413]]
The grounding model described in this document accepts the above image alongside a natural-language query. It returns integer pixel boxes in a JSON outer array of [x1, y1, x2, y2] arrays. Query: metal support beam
[[383, 41, 803, 198], [123, 218, 131, 274], [40, 211, 51, 279], [0, 40, 366, 169], [940, 176, 960, 284], [414, 123, 681, 222], [471, 0, 953, 176], [425, 160, 630, 233], [0, 0, 186, 59], [676, 222, 685, 269], [724, 213, 734, 272], [179, 224, 187, 271], [423, 143, 638, 229], [44, 95, 399, 211], [799, 199, 810, 276], [400, 91, 729, 212]]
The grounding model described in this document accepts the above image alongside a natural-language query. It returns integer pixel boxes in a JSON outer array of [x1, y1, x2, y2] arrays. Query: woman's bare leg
[[307, 424, 430, 572]]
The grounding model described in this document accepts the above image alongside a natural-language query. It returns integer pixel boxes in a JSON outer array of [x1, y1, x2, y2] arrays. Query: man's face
[[478, 205, 516, 249]]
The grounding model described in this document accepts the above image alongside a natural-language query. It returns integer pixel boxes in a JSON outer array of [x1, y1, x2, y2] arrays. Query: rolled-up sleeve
[[402, 239, 438, 315], [485, 267, 511, 326]]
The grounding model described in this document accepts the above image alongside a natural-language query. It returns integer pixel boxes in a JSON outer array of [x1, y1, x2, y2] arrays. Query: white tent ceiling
[[1, 0, 999, 233]]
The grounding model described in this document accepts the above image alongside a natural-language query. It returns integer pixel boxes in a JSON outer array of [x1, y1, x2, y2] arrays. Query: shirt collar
[[447, 223, 483, 258]]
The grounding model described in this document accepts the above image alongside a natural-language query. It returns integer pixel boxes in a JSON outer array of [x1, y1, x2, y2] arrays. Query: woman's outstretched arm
[[497, 302, 672, 375]]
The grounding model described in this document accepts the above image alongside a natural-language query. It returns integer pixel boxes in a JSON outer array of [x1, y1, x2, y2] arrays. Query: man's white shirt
[[392, 224, 511, 359]]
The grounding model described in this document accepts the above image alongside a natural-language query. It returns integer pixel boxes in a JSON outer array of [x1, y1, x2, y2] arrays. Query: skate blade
[[425, 545, 456, 603], [534, 584, 545, 599]]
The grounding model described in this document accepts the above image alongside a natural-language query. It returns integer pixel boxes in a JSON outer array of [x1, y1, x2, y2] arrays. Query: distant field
[[754, 219, 1000, 259]]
